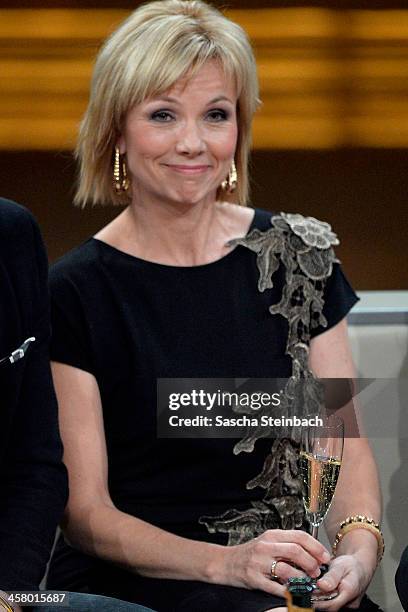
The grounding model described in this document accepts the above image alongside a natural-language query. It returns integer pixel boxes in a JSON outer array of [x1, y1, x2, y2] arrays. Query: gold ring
[[270, 559, 279, 581], [0, 595, 13, 612]]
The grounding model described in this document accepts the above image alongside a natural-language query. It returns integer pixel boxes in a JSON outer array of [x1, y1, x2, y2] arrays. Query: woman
[[47, 1, 383, 610]]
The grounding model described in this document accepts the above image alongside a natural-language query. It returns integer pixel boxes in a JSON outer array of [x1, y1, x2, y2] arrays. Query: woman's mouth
[[164, 164, 211, 175]]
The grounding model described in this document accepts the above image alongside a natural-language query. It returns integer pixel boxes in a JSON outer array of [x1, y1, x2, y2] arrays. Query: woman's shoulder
[[274, 211, 340, 249], [250, 207, 275, 231], [249, 208, 340, 247], [218, 203, 274, 235]]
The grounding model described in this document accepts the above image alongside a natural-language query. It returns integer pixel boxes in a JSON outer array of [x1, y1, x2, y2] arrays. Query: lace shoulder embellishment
[[229, 212, 340, 289], [278, 212, 339, 249], [198, 213, 340, 545]]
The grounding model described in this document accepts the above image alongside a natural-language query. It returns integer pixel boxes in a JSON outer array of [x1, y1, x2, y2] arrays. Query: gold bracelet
[[332, 515, 385, 565]]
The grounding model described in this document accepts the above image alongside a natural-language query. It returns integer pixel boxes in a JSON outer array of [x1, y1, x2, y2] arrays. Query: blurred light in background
[[0, 8, 407, 149]]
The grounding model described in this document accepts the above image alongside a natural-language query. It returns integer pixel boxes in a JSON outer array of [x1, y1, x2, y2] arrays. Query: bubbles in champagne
[[299, 451, 341, 527]]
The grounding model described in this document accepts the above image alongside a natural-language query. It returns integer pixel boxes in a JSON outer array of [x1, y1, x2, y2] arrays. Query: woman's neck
[[95, 198, 254, 267]]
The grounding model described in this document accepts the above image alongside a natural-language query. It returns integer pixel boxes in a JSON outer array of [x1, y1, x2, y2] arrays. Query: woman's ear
[[116, 135, 126, 155]]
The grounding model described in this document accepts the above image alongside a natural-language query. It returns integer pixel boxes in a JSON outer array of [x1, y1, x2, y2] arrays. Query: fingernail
[[322, 551, 331, 563], [320, 578, 333, 590]]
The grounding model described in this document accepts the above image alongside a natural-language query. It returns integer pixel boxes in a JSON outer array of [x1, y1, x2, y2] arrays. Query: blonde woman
[[47, 2, 382, 610]]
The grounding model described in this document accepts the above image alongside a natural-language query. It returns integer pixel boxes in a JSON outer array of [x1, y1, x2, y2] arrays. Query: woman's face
[[118, 60, 238, 208]]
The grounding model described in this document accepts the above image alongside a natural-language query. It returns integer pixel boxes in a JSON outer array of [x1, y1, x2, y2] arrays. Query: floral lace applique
[[199, 213, 339, 544]]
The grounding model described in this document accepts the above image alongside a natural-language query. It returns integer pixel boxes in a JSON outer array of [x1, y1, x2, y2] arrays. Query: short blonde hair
[[75, 0, 260, 207]]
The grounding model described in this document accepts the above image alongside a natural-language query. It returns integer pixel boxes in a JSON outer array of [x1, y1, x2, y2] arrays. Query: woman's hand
[[314, 553, 375, 610], [216, 529, 331, 597]]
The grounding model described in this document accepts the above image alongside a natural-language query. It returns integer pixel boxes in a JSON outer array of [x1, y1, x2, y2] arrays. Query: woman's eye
[[207, 109, 228, 122], [151, 110, 174, 122]]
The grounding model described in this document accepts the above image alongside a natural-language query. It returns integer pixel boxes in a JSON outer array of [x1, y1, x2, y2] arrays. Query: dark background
[[0, 148, 404, 290], [0, 1, 407, 289], [1, 1, 407, 8]]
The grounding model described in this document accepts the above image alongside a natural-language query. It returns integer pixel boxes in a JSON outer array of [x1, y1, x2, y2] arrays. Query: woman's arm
[[52, 362, 221, 582], [53, 362, 330, 599], [309, 318, 381, 609], [309, 318, 381, 535]]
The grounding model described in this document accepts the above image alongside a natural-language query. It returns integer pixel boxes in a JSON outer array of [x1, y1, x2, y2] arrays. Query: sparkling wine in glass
[[299, 415, 344, 601]]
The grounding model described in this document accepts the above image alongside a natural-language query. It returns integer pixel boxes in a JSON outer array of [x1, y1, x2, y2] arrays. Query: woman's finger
[[317, 563, 345, 593], [263, 529, 331, 565], [314, 572, 360, 610], [265, 542, 322, 578], [251, 572, 287, 598], [314, 585, 359, 611], [267, 559, 306, 583]]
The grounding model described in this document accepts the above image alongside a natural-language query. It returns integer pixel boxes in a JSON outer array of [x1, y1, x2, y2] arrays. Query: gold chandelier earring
[[221, 159, 238, 193], [113, 146, 130, 194]]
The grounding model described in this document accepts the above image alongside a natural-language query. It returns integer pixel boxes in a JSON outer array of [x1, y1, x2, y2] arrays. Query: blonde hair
[[75, 0, 260, 207]]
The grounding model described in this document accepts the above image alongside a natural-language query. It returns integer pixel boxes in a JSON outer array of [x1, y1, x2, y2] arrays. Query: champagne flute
[[299, 415, 344, 601]]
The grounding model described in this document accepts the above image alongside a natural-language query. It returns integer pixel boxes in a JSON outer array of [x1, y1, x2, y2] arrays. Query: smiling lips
[[164, 164, 211, 174]]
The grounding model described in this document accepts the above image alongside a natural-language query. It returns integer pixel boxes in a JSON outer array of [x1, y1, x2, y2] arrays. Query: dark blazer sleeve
[[396, 546, 408, 611], [0, 199, 68, 590]]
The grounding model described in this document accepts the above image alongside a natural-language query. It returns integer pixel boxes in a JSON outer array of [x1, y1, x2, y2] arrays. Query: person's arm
[[53, 361, 331, 600], [0, 212, 68, 591], [309, 317, 381, 610]]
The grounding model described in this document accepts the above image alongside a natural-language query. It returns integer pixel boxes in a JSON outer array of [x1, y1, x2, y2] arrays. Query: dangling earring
[[113, 146, 130, 194], [221, 159, 238, 193]]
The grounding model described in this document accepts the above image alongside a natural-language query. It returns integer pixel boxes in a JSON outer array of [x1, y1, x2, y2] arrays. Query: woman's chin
[[161, 189, 215, 208]]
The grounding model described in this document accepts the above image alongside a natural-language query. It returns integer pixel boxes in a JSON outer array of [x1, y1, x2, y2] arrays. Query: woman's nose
[[175, 121, 206, 155]]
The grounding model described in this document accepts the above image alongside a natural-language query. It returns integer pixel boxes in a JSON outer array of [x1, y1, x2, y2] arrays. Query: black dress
[[47, 208, 371, 611]]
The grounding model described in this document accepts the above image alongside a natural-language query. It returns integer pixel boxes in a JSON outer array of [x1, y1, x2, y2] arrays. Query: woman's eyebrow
[[150, 95, 234, 105]]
